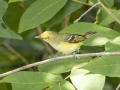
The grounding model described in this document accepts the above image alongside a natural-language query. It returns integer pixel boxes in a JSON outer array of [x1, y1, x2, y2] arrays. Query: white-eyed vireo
[[35, 31, 96, 56]]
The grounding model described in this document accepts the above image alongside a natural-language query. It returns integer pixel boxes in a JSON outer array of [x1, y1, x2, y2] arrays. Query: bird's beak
[[35, 35, 42, 39]]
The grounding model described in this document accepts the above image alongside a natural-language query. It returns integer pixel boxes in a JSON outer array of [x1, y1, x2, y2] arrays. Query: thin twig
[[72, 0, 92, 6], [73, 3, 99, 23], [2, 42, 29, 65], [116, 83, 120, 90], [0, 52, 120, 78], [36, 26, 43, 34], [2, 42, 33, 71], [17, 2, 26, 10], [61, 15, 70, 29], [64, 75, 70, 80], [98, 0, 120, 24]]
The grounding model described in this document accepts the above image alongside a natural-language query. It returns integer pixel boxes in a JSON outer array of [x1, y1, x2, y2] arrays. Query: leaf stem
[[74, 3, 99, 23], [116, 83, 120, 90], [72, 0, 92, 6], [97, 0, 120, 24]]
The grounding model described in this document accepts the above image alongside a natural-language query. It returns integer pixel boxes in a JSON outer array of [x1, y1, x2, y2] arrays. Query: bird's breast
[[50, 42, 82, 54]]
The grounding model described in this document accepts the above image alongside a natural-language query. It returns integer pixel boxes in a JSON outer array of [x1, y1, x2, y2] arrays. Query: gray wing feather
[[61, 33, 86, 43], [60, 31, 96, 43]]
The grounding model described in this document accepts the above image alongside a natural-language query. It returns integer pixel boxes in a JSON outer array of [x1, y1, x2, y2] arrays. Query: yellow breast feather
[[50, 41, 82, 55]]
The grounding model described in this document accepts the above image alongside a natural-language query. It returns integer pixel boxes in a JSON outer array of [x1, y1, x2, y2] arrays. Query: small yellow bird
[[35, 31, 96, 56]]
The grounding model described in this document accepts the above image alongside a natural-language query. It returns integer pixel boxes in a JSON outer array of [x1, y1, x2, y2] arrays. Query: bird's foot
[[62, 54, 66, 56], [73, 52, 77, 59], [53, 55, 57, 61], [76, 49, 79, 53]]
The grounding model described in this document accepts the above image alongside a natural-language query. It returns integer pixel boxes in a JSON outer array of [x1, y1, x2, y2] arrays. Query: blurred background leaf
[[46, 0, 87, 29], [0, 0, 22, 40], [0, 0, 120, 90]]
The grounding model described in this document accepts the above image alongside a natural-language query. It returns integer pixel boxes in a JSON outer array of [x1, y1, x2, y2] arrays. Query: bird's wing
[[61, 31, 96, 43], [61, 34, 86, 43]]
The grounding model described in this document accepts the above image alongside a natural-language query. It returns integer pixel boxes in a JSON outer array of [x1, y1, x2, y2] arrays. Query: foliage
[[0, 0, 120, 90]]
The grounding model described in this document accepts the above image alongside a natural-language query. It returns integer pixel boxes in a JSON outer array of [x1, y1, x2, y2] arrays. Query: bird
[[35, 31, 96, 58]]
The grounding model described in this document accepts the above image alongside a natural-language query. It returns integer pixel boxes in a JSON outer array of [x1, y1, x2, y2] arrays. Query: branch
[[116, 83, 120, 90], [74, 3, 99, 23], [2, 42, 29, 65], [98, 0, 120, 24], [0, 52, 120, 78], [73, 0, 92, 6]]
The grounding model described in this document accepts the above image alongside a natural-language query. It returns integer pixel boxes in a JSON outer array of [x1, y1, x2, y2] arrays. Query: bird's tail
[[84, 31, 96, 38]]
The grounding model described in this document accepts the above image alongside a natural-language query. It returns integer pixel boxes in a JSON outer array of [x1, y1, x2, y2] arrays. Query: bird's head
[[35, 31, 58, 43]]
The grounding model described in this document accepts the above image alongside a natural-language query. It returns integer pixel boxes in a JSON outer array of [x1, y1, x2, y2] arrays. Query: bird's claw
[[76, 49, 79, 53], [53, 55, 57, 61], [73, 52, 77, 59]]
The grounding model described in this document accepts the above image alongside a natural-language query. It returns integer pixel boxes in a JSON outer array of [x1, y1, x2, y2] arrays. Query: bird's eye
[[47, 36, 50, 40]]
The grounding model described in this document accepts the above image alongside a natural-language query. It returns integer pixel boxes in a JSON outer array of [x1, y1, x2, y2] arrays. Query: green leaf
[[0, 1, 22, 40], [95, 8, 107, 24], [8, 0, 24, 4], [70, 64, 105, 90], [0, 20, 22, 39], [38, 57, 92, 74], [12, 83, 48, 90], [0, 84, 8, 90], [18, 0, 67, 33], [81, 46, 104, 53], [105, 40, 120, 52], [81, 56, 120, 77], [90, 0, 114, 7], [83, 34, 109, 46], [46, 0, 87, 29], [100, 0, 114, 8], [51, 80, 75, 90], [100, 10, 120, 25], [4, 3, 24, 33], [1, 71, 63, 90], [113, 36, 120, 43], [60, 22, 119, 37], [90, 0, 97, 3], [0, 0, 8, 17], [114, 22, 120, 32], [60, 22, 120, 46]]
